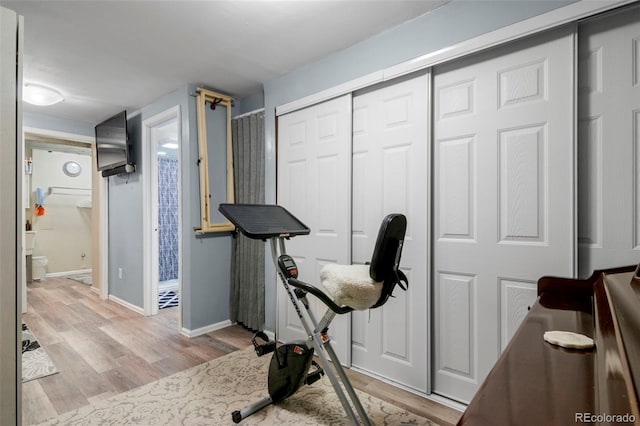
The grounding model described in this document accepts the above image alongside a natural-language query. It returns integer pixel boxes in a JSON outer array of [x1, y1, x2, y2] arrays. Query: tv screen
[[95, 110, 130, 172]]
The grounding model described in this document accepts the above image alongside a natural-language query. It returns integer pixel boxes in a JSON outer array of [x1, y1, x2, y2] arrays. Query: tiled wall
[[158, 157, 178, 282]]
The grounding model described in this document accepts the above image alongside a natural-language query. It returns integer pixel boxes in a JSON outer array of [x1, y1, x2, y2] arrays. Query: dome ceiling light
[[23, 83, 64, 106]]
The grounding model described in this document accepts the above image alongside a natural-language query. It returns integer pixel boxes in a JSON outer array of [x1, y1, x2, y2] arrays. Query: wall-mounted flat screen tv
[[95, 110, 135, 176]]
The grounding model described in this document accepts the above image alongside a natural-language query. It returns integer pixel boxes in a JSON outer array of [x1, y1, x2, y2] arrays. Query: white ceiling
[[4, 0, 449, 125]]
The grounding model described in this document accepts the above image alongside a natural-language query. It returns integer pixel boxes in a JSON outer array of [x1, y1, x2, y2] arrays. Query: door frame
[[142, 105, 182, 320], [0, 8, 21, 423], [23, 128, 106, 303]]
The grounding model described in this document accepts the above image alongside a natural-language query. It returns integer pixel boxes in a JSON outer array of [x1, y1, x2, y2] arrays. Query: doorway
[[22, 131, 104, 311], [143, 106, 182, 322], [25, 139, 93, 279]]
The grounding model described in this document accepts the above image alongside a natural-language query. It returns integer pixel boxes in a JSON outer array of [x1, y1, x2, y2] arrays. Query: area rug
[[36, 346, 436, 425], [68, 274, 92, 285], [159, 290, 179, 309], [22, 323, 58, 382]]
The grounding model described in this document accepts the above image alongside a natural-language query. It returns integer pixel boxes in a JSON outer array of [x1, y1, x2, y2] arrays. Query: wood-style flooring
[[22, 276, 462, 425]]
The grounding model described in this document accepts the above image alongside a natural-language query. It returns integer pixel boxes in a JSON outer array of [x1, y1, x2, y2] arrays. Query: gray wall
[[27, 85, 232, 332], [23, 111, 93, 136], [108, 84, 231, 330], [187, 89, 231, 330], [233, 91, 265, 117], [261, 0, 576, 331], [107, 112, 143, 306]]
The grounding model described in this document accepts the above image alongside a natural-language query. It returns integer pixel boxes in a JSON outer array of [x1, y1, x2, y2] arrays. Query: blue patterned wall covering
[[158, 157, 178, 282]]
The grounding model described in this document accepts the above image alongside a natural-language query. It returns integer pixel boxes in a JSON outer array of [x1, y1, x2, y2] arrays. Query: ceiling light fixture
[[162, 142, 179, 149], [23, 83, 64, 106]]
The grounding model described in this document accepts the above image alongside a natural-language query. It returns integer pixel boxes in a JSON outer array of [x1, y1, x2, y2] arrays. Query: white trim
[[277, 71, 383, 115], [349, 365, 467, 413], [21, 127, 110, 302], [232, 107, 265, 120], [108, 294, 145, 316], [142, 105, 182, 318], [23, 126, 94, 144], [141, 116, 152, 315], [275, 0, 635, 116], [180, 319, 232, 338], [571, 25, 579, 278], [424, 69, 433, 395], [383, 0, 636, 80], [99, 176, 109, 300], [264, 329, 276, 343], [426, 393, 467, 413], [45, 268, 91, 278]]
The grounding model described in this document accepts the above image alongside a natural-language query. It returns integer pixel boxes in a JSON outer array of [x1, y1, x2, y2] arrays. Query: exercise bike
[[219, 203, 409, 425]]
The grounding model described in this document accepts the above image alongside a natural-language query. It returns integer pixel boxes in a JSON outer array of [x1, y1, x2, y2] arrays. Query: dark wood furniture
[[458, 265, 640, 425]]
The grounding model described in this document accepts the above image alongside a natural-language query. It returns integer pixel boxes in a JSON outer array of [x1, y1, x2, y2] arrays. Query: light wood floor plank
[[21, 380, 57, 425], [36, 369, 89, 416], [57, 328, 119, 374], [44, 340, 114, 399]]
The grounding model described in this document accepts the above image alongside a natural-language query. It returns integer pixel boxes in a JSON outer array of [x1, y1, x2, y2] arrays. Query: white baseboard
[[45, 268, 92, 278], [349, 365, 467, 413], [108, 294, 145, 316], [181, 319, 232, 338], [264, 329, 276, 342]]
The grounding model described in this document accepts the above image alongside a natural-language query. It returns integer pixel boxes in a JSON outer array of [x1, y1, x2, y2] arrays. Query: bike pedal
[[252, 331, 276, 357], [305, 360, 325, 385]]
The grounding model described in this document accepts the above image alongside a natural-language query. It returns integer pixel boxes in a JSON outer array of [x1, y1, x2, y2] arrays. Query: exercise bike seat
[[312, 213, 409, 311], [320, 264, 382, 310]]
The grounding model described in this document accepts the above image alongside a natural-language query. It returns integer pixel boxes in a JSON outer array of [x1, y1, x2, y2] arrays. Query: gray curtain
[[230, 110, 265, 330]]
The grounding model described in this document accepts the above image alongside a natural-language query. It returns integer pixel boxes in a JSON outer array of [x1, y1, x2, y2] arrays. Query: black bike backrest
[[368, 214, 408, 308]]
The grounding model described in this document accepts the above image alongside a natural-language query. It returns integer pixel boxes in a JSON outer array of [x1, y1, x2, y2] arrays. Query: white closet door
[[277, 95, 352, 363], [578, 8, 640, 278], [351, 74, 429, 392], [432, 26, 575, 403]]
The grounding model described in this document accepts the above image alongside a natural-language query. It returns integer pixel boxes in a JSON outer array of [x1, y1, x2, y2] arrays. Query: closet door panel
[[351, 73, 429, 393], [578, 7, 640, 277], [277, 95, 352, 363], [433, 26, 575, 403]]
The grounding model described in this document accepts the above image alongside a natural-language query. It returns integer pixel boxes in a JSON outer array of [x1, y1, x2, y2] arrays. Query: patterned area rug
[[36, 346, 437, 425], [159, 290, 179, 309], [22, 323, 58, 382]]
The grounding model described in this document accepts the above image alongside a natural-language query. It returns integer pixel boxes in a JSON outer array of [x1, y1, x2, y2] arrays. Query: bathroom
[[25, 139, 93, 283], [156, 119, 180, 309], [157, 149, 179, 308]]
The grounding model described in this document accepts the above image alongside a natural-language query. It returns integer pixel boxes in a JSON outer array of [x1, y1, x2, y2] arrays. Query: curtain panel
[[230, 111, 265, 330]]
